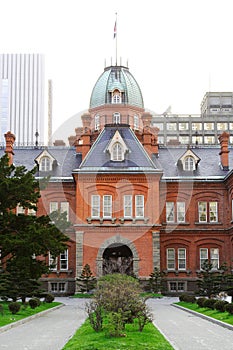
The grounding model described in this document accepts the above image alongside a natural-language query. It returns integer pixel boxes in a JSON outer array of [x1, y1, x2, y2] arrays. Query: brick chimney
[[4, 131, 15, 165], [218, 131, 230, 170]]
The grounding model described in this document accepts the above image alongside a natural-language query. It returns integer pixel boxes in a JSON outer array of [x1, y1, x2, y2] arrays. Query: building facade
[[0, 54, 45, 146], [2, 64, 233, 295]]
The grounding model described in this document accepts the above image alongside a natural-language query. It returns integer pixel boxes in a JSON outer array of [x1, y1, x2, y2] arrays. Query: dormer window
[[184, 156, 195, 171], [113, 112, 121, 124], [35, 149, 56, 172], [178, 149, 200, 171], [112, 89, 122, 104], [41, 156, 51, 171], [106, 130, 129, 162], [112, 142, 123, 161]]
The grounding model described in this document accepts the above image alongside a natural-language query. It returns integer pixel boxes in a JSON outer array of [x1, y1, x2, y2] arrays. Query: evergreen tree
[[0, 154, 69, 301], [77, 264, 96, 293]]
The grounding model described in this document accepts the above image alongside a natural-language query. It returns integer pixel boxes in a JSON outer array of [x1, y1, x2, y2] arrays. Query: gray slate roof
[[76, 125, 159, 174]]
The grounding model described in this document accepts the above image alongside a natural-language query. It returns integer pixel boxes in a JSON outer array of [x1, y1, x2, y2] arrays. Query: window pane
[[167, 248, 175, 269], [166, 202, 174, 222], [209, 202, 218, 222], [60, 250, 68, 270], [91, 195, 100, 218], [135, 195, 144, 218], [112, 142, 123, 161], [198, 202, 207, 222], [178, 248, 186, 270], [200, 248, 208, 269], [177, 202, 185, 222], [124, 195, 132, 218], [49, 253, 57, 271], [210, 248, 219, 269], [60, 202, 69, 221], [103, 195, 112, 218], [50, 202, 58, 213]]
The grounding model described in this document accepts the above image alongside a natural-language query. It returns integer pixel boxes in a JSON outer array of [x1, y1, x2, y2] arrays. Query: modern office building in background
[[0, 54, 45, 146]]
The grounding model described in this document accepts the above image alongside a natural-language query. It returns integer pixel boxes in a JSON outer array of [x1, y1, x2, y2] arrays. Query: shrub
[[225, 303, 233, 315], [86, 300, 103, 332], [197, 297, 207, 307], [8, 302, 21, 314], [179, 294, 196, 303], [214, 300, 228, 312], [44, 293, 54, 303], [0, 304, 4, 316], [203, 298, 216, 309], [29, 297, 40, 309]]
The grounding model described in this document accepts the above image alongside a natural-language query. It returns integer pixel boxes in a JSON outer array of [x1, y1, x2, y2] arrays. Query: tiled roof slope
[[153, 147, 233, 179], [77, 125, 159, 173]]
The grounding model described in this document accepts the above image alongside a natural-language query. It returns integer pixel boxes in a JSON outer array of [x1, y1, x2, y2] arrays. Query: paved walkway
[[0, 297, 233, 349]]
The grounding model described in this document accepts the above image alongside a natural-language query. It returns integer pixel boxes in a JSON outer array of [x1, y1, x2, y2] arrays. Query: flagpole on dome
[[114, 12, 118, 66]]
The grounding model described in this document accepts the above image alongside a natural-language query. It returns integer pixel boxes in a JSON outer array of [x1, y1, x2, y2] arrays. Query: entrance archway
[[103, 243, 133, 275]]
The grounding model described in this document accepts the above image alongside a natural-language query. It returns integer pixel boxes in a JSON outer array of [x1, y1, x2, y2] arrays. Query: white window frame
[[60, 202, 69, 221], [91, 195, 100, 218], [198, 202, 207, 222], [94, 114, 100, 131], [184, 157, 195, 171], [49, 252, 58, 271], [60, 249, 68, 270], [112, 142, 123, 161], [134, 115, 139, 130], [16, 205, 25, 215], [167, 248, 175, 270], [177, 202, 185, 223], [209, 201, 218, 223], [103, 195, 112, 218], [200, 248, 208, 269], [124, 195, 132, 218], [113, 112, 121, 124], [50, 202, 58, 213], [178, 248, 186, 270], [166, 202, 175, 222], [210, 248, 219, 269], [40, 156, 51, 171], [135, 195, 144, 218]]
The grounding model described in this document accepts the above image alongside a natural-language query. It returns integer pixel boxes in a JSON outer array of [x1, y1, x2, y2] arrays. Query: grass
[[176, 301, 233, 326], [62, 318, 174, 350], [0, 301, 61, 327]]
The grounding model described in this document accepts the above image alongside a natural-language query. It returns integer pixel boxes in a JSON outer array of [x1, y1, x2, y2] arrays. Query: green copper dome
[[90, 65, 144, 109]]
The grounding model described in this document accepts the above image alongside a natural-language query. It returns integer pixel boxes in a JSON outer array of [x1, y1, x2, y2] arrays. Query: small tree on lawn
[[77, 264, 96, 293], [149, 267, 164, 293], [197, 260, 223, 298]]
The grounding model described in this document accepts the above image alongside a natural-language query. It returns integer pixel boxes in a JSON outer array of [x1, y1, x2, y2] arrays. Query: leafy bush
[[29, 297, 40, 309], [0, 304, 4, 316], [179, 294, 196, 303], [44, 293, 54, 303], [203, 298, 216, 309], [86, 300, 103, 332], [225, 303, 233, 315], [8, 302, 21, 314], [214, 300, 228, 312], [197, 297, 207, 307]]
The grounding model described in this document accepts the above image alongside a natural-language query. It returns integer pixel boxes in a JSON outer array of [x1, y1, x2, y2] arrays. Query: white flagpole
[[115, 12, 118, 66]]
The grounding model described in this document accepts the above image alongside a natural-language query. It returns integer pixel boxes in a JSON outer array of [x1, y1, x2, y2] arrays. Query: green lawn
[[62, 318, 174, 350], [176, 301, 233, 326], [0, 301, 61, 327], [73, 292, 163, 299]]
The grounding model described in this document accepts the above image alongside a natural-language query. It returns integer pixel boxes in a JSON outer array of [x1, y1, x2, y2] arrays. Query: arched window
[[113, 112, 121, 124], [184, 156, 195, 171], [40, 156, 51, 171], [112, 142, 123, 161], [112, 89, 121, 104]]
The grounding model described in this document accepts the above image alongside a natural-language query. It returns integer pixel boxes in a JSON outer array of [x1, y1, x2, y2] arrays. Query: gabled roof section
[[35, 149, 57, 164], [178, 148, 201, 170], [106, 130, 128, 161], [75, 124, 160, 174]]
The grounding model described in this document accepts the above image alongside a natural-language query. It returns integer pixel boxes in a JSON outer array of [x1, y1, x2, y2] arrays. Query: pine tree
[[77, 264, 96, 293], [0, 154, 69, 301]]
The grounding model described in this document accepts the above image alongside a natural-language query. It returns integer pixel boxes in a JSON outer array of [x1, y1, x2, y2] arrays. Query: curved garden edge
[[172, 303, 233, 332], [0, 304, 64, 334]]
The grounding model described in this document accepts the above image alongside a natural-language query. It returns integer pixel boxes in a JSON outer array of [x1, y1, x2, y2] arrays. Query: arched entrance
[[103, 243, 133, 275]]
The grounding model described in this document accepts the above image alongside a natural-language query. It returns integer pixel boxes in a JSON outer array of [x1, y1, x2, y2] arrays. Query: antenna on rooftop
[[114, 12, 118, 65]]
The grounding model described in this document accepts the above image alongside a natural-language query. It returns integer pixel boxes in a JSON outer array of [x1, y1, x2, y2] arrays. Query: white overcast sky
[[1, 0, 233, 137]]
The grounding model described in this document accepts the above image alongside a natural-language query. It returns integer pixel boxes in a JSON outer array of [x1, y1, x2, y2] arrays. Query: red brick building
[[3, 64, 233, 295]]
